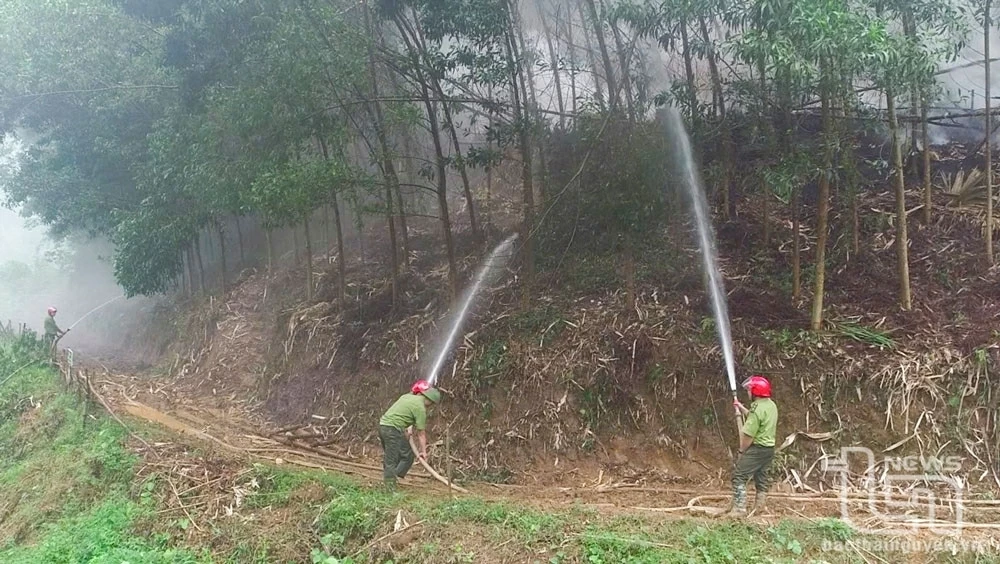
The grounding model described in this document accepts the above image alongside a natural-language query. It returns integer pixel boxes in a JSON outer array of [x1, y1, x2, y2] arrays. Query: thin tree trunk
[[578, 0, 605, 110], [538, 0, 565, 129], [317, 138, 349, 304], [293, 226, 300, 267], [699, 15, 732, 219], [609, 15, 635, 119], [583, 0, 618, 111], [843, 92, 861, 256], [986, 0, 994, 265], [323, 206, 332, 259], [623, 242, 635, 311], [394, 183, 410, 266], [566, 0, 578, 117], [194, 234, 206, 295], [364, 0, 400, 309], [511, 6, 548, 206], [792, 186, 801, 301], [680, 18, 697, 123], [439, 97, 481, 245], [887, 86, 912, 310], [408, 15, 481, 247], [218, 224, 227, 293], [922, 96, 932, 225], [392, 11, 456, 299], [235, 217, 245, 265], [188, 247, 197, 295], [762, 178, 770, 248], [332, 192, 347, 304], [265, 228, 274, 276], [181, 249, 192, 298], [811, 84, 833, 331], [303, 218, 313, 302], [505, 5, 535, 303]]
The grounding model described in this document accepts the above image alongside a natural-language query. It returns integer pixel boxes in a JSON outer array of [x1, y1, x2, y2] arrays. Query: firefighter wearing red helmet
[[726, 374, 778, 518], [378, 381, 442, 490], [43, 306, 68, 345]]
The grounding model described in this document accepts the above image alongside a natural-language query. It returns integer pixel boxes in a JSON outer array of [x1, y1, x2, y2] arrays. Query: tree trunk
[[303, 218, 313, 302], [921, 95, 932, 225], [762, 178, 770, 248], [623, 242, 635, 311], [194, 234, 206, 295], [699, 15, 733, 219], [609, 14, 635, 119], [583, 0, 618, 110], [505, 5, 535, 303], [439, 97, 481, 245], [566, 0, 578, 117], [235, 216, 245, 266], [323, 206, 332, 259], [511, 6, 548, 206], [332, 192, 347, 305], [265, 228, 274, 276], [394, 182, 410, 267], [538, 0, 565, 129], [578, 0, 605, 110], [293, 226, 300, 267], [810, 85, 833, 331], [188, 247, 197, 295], [887, 87, 912, 310], [218, 224, 227, 293], [315, 139, 347, 304], [364, 0, 400, 309], [680, 18, 697, 123], [392, 11, 456, 298], [986, 0, 994, 265], [792, 186, 801, 301]]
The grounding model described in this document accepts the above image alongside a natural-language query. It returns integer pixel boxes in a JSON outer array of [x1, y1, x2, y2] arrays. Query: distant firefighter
[[44, 306, 68, 344]]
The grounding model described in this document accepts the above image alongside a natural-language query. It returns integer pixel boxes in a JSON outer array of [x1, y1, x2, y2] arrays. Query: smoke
[[1, 135, 160, 363]]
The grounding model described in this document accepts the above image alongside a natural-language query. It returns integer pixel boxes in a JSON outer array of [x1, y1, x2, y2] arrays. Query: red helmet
[[742, 375, 771, 398], [411, 379, 431, 395], [47, 307, 57, 316]]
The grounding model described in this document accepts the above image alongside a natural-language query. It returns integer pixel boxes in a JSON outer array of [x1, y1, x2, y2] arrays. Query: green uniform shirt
[[44, 316, 60, 337], [741, 398, 778, 447], [379, 394, 427, 431]]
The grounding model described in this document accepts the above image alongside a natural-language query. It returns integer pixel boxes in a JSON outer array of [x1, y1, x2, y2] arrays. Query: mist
[[1, 137, 159, 364]]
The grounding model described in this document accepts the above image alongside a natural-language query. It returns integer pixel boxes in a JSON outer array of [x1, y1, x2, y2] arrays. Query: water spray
[[662, 108, 742, 430], [66, 295, 125, 332], [426, 234, 518, 387]]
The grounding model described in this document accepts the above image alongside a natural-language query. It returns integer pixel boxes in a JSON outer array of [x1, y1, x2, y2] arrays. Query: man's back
[[379, 393, 426, 431]]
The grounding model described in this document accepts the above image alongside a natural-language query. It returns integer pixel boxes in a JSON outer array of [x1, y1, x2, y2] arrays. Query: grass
[[0, 359, 207, 563]]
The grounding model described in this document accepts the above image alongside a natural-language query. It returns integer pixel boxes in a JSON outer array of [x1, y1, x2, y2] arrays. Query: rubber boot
[[724, 484, 747, 518], [749, 491, 767, 517]]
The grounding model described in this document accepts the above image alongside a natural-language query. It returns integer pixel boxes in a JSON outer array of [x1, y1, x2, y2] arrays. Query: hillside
[[93, 161, 1000, 515]]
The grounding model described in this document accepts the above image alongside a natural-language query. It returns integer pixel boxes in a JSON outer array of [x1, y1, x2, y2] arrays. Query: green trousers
[[378, 425, 414, 487], [732, 444, 775, 506]]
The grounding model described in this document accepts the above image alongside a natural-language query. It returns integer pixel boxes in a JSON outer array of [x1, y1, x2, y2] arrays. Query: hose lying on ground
[[409, 435, 469, 494]]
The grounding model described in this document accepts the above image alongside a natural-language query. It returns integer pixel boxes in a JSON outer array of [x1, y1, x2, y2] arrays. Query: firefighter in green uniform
[[44, 306, 67, 345], [726, 374, 778, 518], [378, 380, 441, 489]]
